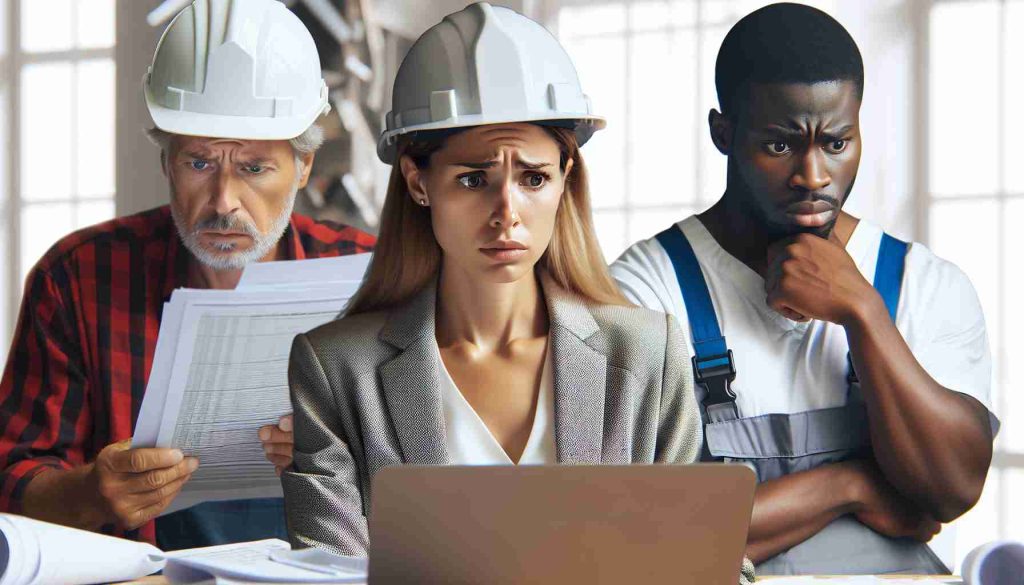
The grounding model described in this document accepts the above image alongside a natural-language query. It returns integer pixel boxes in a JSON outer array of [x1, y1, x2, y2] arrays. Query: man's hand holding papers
[[90, 440, 200, 530], [21, 441, 198, 532], [258, 414, 294, 476]]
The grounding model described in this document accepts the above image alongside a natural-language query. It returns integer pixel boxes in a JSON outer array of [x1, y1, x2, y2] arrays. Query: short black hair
[[715, 3, 864, 115]]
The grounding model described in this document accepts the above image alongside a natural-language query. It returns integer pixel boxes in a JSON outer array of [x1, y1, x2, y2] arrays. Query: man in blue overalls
[[611, 3, 997, 576]]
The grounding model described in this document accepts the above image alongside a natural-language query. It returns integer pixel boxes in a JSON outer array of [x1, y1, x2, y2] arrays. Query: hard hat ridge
[[378, 2, 605, 164], [144, 0, 330, 140]]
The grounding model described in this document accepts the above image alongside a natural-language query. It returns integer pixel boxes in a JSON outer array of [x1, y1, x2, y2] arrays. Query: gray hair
[[146, 124, 324, 169]]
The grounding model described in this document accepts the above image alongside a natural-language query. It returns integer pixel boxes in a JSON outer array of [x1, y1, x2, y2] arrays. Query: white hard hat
[[377, 2, 605, 164], [144, 0, 330, 140]]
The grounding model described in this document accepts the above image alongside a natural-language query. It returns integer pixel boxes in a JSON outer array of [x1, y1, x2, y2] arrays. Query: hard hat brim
[[377, 113, 607, 164], [145, 83, 330, 141]]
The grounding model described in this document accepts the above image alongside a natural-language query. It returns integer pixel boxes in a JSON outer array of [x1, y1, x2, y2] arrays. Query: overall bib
[[655, 227, 948, 575]]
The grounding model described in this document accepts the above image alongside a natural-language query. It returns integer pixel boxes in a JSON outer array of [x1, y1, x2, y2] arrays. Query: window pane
[[562, 36, 626, 209], [629, 30, 698, 207], [628, 207, 688, 246], [558, 3, 626, 38], [1007, 469, 1024, 543], [0, 0, 7, 59], [630, 1, 671, 32], [592, 210, 628, 263], [76, 59, 115, 197], [20, 202, 73, 284], [1005, 2, 1024, 194], [1003, 199, 1024, 452], [20, 0, 73, 53], [669, 0, 696, 27], [929, 1, 1000, 197], [21, 63, 73, 201], [953, 467, 1000, 573], [76, 0, 115, 49], [76, 198, 114, 229]]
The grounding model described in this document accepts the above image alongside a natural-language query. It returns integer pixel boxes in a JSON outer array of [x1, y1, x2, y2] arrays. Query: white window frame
[[919, 0, 1023, 542], [539, 0, 747, 259], [1, 0, 116, 348]]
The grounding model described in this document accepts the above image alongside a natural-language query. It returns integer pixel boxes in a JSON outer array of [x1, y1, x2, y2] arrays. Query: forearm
[[846, 297, 992, 520], [746, 462, 858, 564], [21, 464, 108, 530]]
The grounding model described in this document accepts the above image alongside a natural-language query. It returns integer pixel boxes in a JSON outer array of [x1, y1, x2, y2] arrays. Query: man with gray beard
[[0, 0, 374, 550]]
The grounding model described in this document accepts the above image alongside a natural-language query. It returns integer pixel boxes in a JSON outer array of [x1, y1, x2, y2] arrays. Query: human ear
[[561, 158, 574, 193], [399, 155, 429, 206], [709, 109, 734, 155], [297, 152, 316, 188]]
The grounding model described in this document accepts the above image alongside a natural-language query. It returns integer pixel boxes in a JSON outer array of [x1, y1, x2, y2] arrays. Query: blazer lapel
[[543, 274, 607, 464], [378, 283, 449, 465]]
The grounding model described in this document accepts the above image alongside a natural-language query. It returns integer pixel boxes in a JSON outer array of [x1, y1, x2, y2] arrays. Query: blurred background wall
[[0, 0, 1020, 570]]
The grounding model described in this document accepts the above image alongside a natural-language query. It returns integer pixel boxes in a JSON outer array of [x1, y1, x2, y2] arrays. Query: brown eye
[[769, 141, 790, 154], [458, 173, 485, 189], [828, 140, 847, 153]]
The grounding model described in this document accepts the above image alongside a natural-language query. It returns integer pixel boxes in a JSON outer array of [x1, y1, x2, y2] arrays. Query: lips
[[480, 240, 528, 262], [481, 240, 527, 250], [785, 199, 836, 228]]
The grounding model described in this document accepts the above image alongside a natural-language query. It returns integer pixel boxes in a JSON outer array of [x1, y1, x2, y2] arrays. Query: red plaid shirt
[[0, 205, 374, 543]]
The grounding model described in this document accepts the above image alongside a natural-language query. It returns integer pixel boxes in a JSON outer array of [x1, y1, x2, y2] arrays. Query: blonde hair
[[345, 125, 629, 315]]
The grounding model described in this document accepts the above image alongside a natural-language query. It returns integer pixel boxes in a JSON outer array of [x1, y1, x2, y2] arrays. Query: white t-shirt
[[610, 215, 993, 418], [437, 342, 557, 465]]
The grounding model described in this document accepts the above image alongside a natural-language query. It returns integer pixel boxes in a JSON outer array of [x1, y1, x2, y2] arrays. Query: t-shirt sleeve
[[902, 248, 993, 414], [609, 239, 680, 317]]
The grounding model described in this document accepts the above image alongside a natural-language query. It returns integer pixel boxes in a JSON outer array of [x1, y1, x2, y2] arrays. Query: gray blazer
[[281, 273, 702, 556]]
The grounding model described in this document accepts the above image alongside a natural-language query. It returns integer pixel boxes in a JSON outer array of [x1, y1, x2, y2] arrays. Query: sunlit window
[[928, 0, 1024, 557], [0, 0, 115, 353]]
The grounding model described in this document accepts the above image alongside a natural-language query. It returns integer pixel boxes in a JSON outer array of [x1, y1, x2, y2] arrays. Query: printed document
[[132, 254, 371, 514]]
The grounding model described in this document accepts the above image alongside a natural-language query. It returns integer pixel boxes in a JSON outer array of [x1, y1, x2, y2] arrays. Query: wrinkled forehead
[[171, 135, 291, 158], [434, 123, 560, 165], [739, 80, 861, 130]]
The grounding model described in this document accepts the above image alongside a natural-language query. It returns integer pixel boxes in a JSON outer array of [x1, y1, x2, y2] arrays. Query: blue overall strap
[[847, 233, 909, 385], [655, 226, 737, 407]]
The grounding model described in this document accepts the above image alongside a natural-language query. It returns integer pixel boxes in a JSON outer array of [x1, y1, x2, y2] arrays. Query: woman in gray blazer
[[282, 4, 750, 582]]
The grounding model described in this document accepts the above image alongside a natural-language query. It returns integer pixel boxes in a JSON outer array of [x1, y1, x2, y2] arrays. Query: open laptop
[[368, 464, 755, 584]]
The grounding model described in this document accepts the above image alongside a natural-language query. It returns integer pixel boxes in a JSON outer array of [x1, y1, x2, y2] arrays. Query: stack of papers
[[0, 514, 366, 584], [132, 254, 371, 513]]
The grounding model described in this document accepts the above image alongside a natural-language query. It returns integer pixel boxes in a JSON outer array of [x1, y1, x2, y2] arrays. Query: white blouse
[[436, 342, 557, 465]]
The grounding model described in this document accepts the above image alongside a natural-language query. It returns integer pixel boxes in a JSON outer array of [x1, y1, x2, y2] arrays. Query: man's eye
[[245, 165, 264, 174], [827, 139, 848, 153], [190, 160, 209, 171], [458, 174, 486, 189], [768, 141, 790, 154]]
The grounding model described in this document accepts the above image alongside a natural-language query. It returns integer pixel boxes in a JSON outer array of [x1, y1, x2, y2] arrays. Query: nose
[[209, 168, 243, 216], [790, 148, 831, 192], [488, 178, 521, 230]]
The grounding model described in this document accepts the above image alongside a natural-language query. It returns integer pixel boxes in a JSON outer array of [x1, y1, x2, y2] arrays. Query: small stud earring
[[418, 198, 428, 206]]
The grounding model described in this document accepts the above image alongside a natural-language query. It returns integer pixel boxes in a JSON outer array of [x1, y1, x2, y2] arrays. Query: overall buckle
[[693, 350, 737, 407]]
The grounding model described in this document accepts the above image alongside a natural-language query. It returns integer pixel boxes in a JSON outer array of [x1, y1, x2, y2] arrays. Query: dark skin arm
[[746, 459, 940, 563], [764, 229, 993, 522]]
